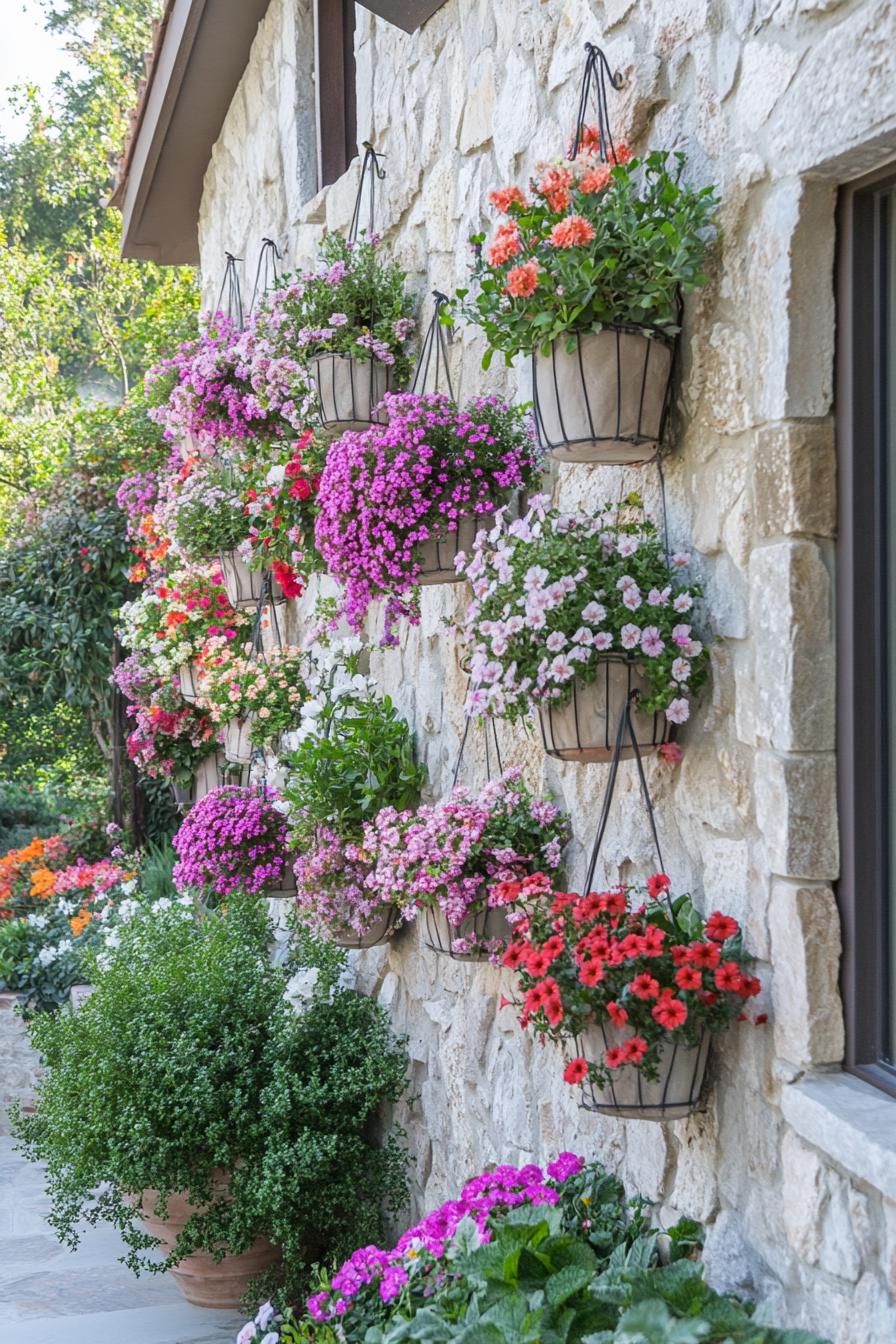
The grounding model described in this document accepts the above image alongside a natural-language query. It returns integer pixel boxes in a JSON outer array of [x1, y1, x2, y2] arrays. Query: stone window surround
[[782, 1073, 896, 1204]]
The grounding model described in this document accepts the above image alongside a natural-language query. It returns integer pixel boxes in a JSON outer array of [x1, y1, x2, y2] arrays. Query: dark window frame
[[837, 161, 896, 1099], [316, 0, 357, 189]]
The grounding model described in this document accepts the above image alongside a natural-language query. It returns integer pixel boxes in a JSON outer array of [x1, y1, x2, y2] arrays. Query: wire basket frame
[[416, 511, 497, 586], [531, 326, 676, 463], [218, 551, 286, 610], [331, 905, 399, 950], [537, 655, 670, 763], [310, 351, 392, 430], [576, 1023, 710, 1120], [250, 237, 281, 314], [178, 661, 202, 703], [411, 290, 455, 401], [216, 252, 245, 328], [422, 901, 513, 962]]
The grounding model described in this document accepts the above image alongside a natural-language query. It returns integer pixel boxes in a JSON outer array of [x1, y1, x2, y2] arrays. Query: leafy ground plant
[[11, 897, 410, 1303]]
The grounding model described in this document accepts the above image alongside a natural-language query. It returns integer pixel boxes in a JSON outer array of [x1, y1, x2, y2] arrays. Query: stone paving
[[0, 1137, 244, 1344]]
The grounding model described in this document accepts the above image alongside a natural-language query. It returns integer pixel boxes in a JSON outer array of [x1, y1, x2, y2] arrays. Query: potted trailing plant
[[361, 769, 568, 961], [454, 137, 717, 463], [241, 428, 328, 599], [282, 643, 425, 948], [502, 872, 762, 1120], [315, 392, 539, 643], [172, 785, 295, 899], [11, 899, 410, 1309], [198, 641, 309, 764], [258, 233, 416, 430], [456, 494, 709, 762], [123, 682, 221, 804]]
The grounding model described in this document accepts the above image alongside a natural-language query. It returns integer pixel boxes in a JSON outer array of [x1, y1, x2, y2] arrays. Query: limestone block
[[459, 50, 495, 154], [819, 1173, 862, 1282], [768, 880, 843, 1067], [754, 420, 836, 539], [703, 1208, 770, 1297], [754, 750, 838, 879], [781, 1130, 826, 1262], [845, 1275, 896, 1344], [671, 1100, 721, 1222], [734, 41, 800, 133], [748, 540, 834, 753]]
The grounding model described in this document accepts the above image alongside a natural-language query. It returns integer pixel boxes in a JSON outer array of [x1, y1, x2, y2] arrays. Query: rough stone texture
[[0, 996, 41, 1135], [194, 0, 896, 1335]]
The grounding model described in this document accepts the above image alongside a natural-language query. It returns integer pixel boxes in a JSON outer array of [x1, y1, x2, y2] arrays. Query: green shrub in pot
[[10, 896, 409, 1305]]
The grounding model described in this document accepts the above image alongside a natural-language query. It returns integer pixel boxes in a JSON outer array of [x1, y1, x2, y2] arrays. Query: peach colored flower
[[487, 221, 522, 266], [613, 142, 632, 165], [489, 185, 527, 213], [579, 163, 612, 195], [549, 215, 596, 248], [537, 165, 573, 212], [505, 260, 540, 298]]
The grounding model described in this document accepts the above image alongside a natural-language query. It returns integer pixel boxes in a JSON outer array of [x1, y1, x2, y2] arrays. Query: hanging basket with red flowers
[[501, 873, 761, 1121]]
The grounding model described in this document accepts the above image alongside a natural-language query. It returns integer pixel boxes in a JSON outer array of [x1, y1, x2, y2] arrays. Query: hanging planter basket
[[416, 511, 497, 586], [576, 1022, 710, 1121], [178, 660, 203, 703], [171, 752, 230, 811], [532, 326, 675, 464], [310, 353, 392, 431], [224, 716, 254, 765], [537, 655, 669, 763], [331, 905, 399, 949], [218, 552, 285, 610], [423, 901, 512, 962]]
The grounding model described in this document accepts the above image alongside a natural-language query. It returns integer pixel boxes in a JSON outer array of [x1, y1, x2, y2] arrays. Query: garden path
[[0, 1137, 244, 1344]]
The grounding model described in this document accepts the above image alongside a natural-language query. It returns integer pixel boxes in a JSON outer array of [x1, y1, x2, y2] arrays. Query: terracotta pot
[[218, 552, 285, 610], [532, 327, 674, 463], [422, 902, 511, 962], [139, 1178, 280, 1309], [224, 717, 254, 765], [178, 661, 202, 703], [576, 1021, 710, 1122], [331, 905, 398, 949], [536, 658, 669, 764], [310, 352, 391, 429], [416, 512, 497, 586]]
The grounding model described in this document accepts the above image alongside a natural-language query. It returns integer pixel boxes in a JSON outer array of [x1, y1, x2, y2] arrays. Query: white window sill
[[781, 1071, 896, 1201]]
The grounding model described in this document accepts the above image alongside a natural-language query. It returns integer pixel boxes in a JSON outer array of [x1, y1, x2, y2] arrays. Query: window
[[315, 0, 358, 189], [837, 163, 896, 1097]]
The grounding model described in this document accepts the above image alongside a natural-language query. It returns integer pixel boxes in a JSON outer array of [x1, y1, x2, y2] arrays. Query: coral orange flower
[[537, 165, 573, 212], [489, 185, 527, 213], [549, 215, 596, 248], [487, 221, 522, 266], [69, 910, 91, 937], [579, 163, 612, 195], [505, 260, 540, 298]]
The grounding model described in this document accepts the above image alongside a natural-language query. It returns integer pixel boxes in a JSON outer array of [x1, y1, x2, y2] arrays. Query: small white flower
[[666, 697, 690, 724], [581, 601, 606, 624], [671, 657, 691, 683], [673, 593, 693, 613], [545, 631, 567, 653], [620, 623, 641, 650]]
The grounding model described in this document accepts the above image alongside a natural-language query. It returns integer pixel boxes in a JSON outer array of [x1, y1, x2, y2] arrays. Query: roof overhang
[[110, 0, 450, 265], [110, 0, 273, 264]]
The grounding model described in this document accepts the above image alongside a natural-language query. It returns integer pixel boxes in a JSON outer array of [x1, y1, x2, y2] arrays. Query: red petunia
[[647, 873, 671, 901], [706, 911, 740, 943], [687, 941, 721, 970], [501, 941, 526, 970], [289, 478, 313, 501], [525, 948, 552, 978], [675, 965, 703, 992], [630, 973, 660, 1000], [652, 995, 688, 1029], [714, 961, 743, 993], [607, 1000, 628, 1027], [737, 974, 762, 999], [574, 892, 604, 923], [622, 1035, 648, 1064], [606, 1045, 626, 1069], [579, 958, 604, 987], [563, 1056, 589, 1085], [670, 945, 691, 967]]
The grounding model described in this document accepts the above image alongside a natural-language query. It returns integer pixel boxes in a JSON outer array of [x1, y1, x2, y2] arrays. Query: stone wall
[[0, 995, 40, 1134], [197, 2, 896, 1338]]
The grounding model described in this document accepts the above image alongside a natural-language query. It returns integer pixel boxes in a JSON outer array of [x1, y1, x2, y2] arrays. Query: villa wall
[[197, 2, 896, 1338]]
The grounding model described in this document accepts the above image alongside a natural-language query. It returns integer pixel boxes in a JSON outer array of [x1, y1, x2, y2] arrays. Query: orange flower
[[613, 142, 632, 165], [537, 165, 573, 212], [549, 215, 596, 248], [489, 185, 527, 213], [487, 221, 522, 266], [165, 610, 189, 627], [579, 163, 612, 195], [505, 260, 540, 298], [69, 910, 91, 937]]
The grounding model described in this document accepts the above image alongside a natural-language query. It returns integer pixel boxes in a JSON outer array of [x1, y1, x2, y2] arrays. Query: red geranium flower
[[630, 973, 660, 1000], [563, 1056, 588, 1085], [706, 911, 740, 943], [646, 873, 671, 901]]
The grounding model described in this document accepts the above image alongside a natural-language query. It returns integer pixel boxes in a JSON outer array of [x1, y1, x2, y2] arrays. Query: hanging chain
[[411, 291, 455, 401], [348, 142, 387, 243], [451, 681, 504, 790], [582, 694, 674, 919], [217, 252, 245, 328], [250, 237, 282, 314], [568, 42, 625, 164]]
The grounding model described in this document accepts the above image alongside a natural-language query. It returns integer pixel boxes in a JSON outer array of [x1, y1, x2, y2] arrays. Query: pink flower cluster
[[315, 392, 538, 642], [360, 770, 568, 948], [172, 785, 289, 897], [293, 826, 387, 939], [306, 1154, 584, 1322]]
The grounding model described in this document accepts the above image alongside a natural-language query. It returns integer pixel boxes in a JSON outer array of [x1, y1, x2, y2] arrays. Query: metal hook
[[250, 237, 282, 314], [411, 290, 456, 402], [569, 42, 625, 165], [349, 142, 387, 243], [217, 252, 245, 328]]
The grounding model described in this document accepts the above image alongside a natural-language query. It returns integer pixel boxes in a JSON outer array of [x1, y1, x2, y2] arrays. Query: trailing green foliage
[[12, 899, 410, 1301]]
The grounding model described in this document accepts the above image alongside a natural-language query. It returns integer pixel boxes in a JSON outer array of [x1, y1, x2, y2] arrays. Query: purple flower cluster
[[315, 392, 539, 642], [361, 769, 568, 942], [293, 826, 393, 939], [306, 1154, 585, 1323], [116, 471, 158, 538], [172, 785, 289, 897]]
